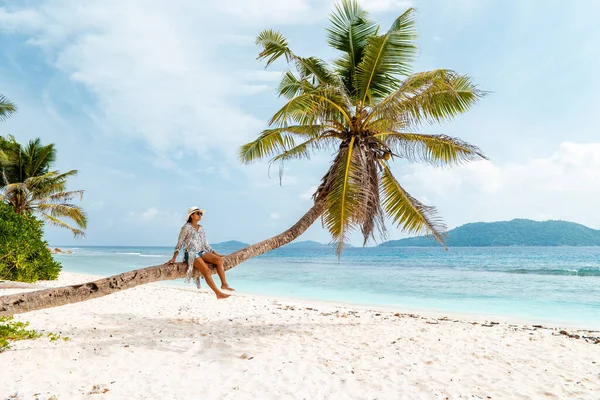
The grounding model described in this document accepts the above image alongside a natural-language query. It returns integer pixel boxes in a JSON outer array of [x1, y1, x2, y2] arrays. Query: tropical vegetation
[[240, 0, 486, 255], [0, 201, 61, 282], [0, 94, 66, 284], [0, 135, 87, 237]]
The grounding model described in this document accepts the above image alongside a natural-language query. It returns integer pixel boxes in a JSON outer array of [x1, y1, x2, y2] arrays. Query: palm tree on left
[[0, 96, 87, 237], [0, 94, 17, 121], [0, 94, 17, 165]]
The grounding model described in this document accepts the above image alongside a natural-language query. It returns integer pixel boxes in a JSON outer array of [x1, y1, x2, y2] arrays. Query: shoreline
[[43, 269, 600, 331], [2, 271, 600, 399]]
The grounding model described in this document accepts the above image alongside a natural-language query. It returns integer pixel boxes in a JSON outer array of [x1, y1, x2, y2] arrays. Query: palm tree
[[0, 1, 486, 316], [1, 136, 56, 183], [0, 94, 17, 165], [238, 1, 486, 255], [0, 94, 17, 121], [1, 170, 87, 237], [0, 136, 87, 237]]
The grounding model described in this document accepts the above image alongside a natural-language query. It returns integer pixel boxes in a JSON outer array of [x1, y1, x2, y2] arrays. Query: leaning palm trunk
[[0, 200, 325, 317]]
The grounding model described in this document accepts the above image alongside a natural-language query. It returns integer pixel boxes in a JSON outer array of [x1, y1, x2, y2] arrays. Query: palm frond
[[0, 136, 20, 184], [239, 125, 336, 164], [1, 181, 29, 195], [49, 169, 79, 180], [362, 116, 410, 134], [294, 56, 341, 88], [375, 132, 487, 166], [367, 69, 486, 128], [0, 137, 12, 166], [1, 180, 31, 214], [256, 29, 294, 67], [278, 71, 316, 99], [36, 202, 87, 228], [270, 133, 340, 164], [380, 163, 447, 247], [23, 170, 78, 199], [256, 24, 346, 94], [355, 8, 417, 104], [320, 138, 365, 255], [21, 138, 56, 178], [45, 190, 85, 203], [268, 87, 353, 128], [239, 129, 296, 164], [37, 208, 86, 237], [327, 0, 378, 94], [0, 94, 17, 121]]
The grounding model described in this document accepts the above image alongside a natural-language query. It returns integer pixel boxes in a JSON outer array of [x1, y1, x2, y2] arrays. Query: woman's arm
[[167, 226, 188, 264]]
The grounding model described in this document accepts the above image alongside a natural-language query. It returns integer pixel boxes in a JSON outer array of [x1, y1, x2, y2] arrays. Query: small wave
[[508, 268, 600, 277], [115, 252, 141, 255], [139, 254, 165, 258]]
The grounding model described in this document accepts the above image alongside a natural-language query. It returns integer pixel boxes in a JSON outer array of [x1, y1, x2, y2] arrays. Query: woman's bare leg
[[193, 257, 230, 299], [202, 252, 235, 291]]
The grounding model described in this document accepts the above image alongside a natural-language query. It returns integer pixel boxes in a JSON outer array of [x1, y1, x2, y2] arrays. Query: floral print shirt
[[174, 223, 213, 254], [174, 223, 213, 288]]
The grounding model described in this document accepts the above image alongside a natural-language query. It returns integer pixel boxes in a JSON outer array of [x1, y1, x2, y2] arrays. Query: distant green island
[[379, 219, 600, 247], [215, 220, 600, 248]]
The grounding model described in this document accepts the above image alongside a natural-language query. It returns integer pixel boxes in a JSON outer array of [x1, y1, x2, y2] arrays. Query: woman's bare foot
[[216, 291, 230, 299], [221, 285, 235, 291]]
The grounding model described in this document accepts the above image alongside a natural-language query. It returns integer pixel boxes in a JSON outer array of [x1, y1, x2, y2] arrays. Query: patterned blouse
[[174, 223, 213, 288], [174, 223, 213, 254]]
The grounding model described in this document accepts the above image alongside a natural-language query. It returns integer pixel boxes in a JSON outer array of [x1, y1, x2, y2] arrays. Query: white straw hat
[[186, 206, 205, 222]]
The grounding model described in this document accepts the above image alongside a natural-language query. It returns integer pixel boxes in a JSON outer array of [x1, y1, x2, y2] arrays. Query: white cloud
[[398, 142, 600, 230], [214, 0, 313, 23], [0, 8, 43, 31], [141, 207, 158, 221], [269, 212, 280, 220], [0, 1, 265, 161]]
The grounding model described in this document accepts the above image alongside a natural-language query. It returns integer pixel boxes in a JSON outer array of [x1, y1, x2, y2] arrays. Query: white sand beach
[[1, 272, 599, 399]]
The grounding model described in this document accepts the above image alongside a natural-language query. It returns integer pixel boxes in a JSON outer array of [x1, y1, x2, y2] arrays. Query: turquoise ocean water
[[52, 245, 600, 328]]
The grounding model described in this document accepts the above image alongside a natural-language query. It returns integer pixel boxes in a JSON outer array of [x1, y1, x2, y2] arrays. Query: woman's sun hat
[[186, 206, 205, 222]]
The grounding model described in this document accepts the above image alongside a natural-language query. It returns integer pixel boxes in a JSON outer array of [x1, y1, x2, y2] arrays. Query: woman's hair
[[187, 216, 193, 223]]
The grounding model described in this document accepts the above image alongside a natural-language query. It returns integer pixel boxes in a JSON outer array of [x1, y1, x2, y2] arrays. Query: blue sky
[[1, 0, 599, 247]]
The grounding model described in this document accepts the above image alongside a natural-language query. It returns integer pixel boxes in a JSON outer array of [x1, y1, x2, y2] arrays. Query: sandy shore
[[1, 272, 599, 399]]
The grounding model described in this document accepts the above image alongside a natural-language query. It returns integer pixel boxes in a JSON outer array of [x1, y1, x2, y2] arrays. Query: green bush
[[0, 202, 61, 282]]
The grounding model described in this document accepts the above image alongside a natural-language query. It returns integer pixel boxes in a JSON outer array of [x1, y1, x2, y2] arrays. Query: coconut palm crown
[[239, 1, 487, 254], [0, 136, 87, 237]]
